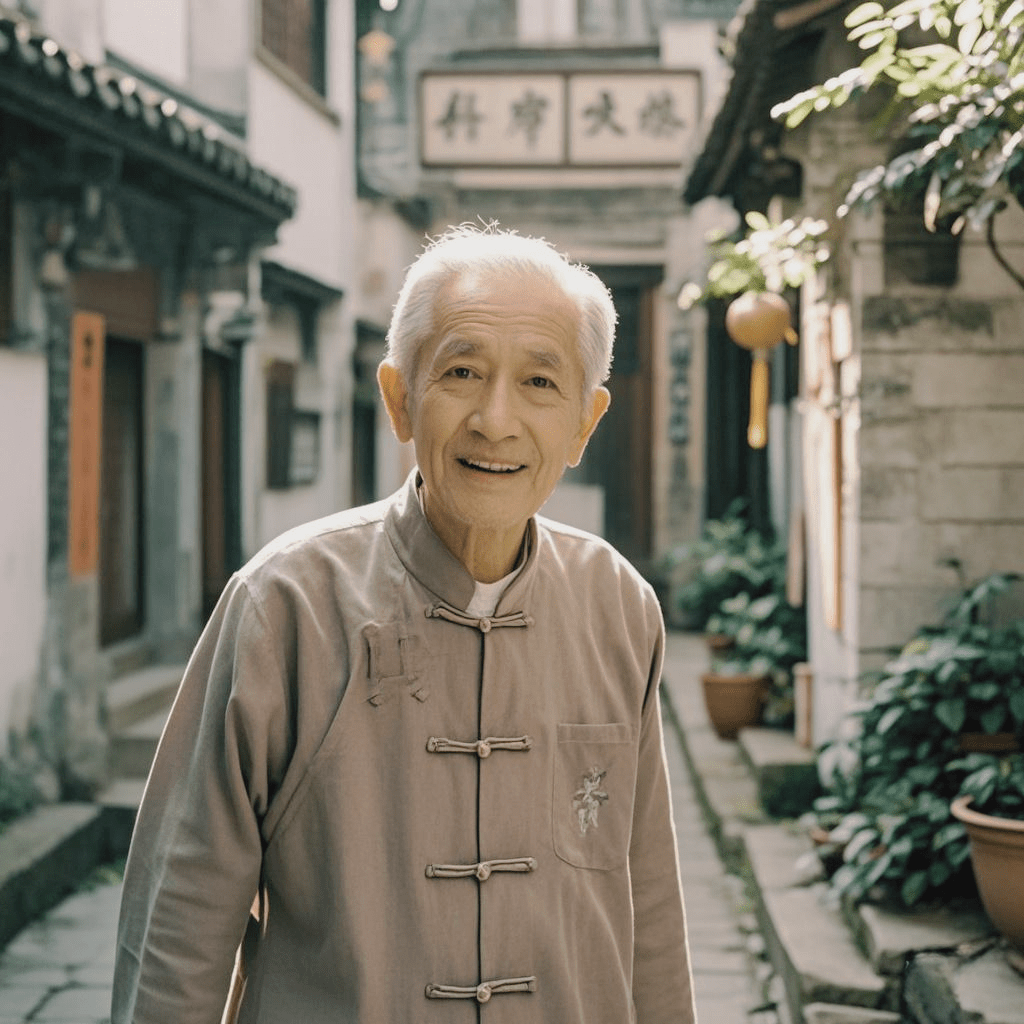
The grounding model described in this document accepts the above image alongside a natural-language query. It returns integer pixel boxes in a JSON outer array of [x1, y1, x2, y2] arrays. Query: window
[[260, 0, 327, 96], [266, 361, 321, 489]]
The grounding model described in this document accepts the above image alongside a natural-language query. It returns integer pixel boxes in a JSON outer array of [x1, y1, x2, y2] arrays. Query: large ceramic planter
[[951, 796, 1024, 949], [700, 671, 768, 740]]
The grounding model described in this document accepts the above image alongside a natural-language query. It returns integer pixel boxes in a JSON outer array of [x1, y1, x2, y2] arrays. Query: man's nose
[[469, 380, 519, 440]]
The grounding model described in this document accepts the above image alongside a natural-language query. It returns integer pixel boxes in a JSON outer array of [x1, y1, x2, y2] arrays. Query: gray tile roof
[[0, 15, 297, 223]]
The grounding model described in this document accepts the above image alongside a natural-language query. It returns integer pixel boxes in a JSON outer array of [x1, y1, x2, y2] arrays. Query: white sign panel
[[420, 70, 700, 168], [421, 74, 565, 166], [568, 73, 699, 166]]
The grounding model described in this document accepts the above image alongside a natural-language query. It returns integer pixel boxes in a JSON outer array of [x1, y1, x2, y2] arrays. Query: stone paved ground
[[0, 876, 120, 1024], [0, 632, 768, 1024]]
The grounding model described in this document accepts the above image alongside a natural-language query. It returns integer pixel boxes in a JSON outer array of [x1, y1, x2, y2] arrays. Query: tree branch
[[986, 213, 1024, 292]]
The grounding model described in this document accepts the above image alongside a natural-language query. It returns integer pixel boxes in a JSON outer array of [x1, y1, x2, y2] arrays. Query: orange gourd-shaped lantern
[[724, 292, 797, 448]]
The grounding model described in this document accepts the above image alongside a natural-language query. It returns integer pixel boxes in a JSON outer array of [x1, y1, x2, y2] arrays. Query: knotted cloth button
[[475, 863, 491, 881], [476, 740, 492, 758], [479, 617, 492, 633], [476, 984, 492, 1004]]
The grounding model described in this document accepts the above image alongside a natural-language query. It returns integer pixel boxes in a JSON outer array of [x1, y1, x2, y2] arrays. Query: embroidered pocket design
[[572, 767, 609, 835], [553, 722, 636, 870]]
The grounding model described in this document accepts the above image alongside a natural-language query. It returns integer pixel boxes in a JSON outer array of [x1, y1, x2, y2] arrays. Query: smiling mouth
[[458, 457, 525, 474]]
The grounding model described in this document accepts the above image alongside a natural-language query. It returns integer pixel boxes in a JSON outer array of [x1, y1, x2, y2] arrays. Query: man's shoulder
[[535, 515, 655, 600], [240, 495, 392, 583]]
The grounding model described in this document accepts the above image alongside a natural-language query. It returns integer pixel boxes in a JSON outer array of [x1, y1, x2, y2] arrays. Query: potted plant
[[951, 752, 1024, 952], [664, 501, 787, 639], [701, 590, 807, 739], [807, 573, 1024, 909]]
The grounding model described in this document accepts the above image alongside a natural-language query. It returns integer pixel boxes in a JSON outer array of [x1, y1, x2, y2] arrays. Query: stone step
[[107, 708, 169, 781], [106, 663, 184, 733], [737, 727, 821, 819], [0, 804, 107, 950], [741, 822, 898, 1023]]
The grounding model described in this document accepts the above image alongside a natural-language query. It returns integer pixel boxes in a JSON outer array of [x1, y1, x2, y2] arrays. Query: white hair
[[383, 224, 616, 394]]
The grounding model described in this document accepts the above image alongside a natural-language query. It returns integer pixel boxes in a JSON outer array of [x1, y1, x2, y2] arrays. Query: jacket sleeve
[[111, 573, 292, 1024], [630, 604, 697, 1024]]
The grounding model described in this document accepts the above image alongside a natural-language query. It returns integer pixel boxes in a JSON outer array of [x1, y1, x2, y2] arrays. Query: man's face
[[379, 270, 609, 561]]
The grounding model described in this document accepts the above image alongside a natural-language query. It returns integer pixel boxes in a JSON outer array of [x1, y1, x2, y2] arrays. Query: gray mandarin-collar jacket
[[113, 473, 696, 1023]]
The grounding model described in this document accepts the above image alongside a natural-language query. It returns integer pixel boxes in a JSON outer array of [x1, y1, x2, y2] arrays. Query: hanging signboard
[[420, 69, 700, 168]]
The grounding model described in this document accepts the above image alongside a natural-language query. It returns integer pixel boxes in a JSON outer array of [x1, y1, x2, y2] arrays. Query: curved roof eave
[[0, 16, 297, 226]]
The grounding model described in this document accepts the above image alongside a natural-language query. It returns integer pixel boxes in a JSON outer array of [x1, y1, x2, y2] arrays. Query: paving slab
[[952, 948, 1024, 1024], [856, 899, 996, 976]]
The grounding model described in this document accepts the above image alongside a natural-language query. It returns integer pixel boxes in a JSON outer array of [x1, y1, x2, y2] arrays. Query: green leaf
[[845, 2, 885, 28], [877, 706, 906, 734], [933, 821, 966, 849], [981, 705, 1008, 733], [969, 681, 1001, 701], [1009, 689, 1024, 723], [929, 859, 953, 887], [901, 870, 930, 906], [934, 698, 966, 733]]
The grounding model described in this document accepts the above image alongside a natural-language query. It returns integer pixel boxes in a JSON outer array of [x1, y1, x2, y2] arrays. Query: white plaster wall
[[0, 350, 48, 752], [102, 0, 188, 84]]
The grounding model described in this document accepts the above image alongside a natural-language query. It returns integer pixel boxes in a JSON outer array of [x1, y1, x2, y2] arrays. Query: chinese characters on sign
[[420, 71, 699, 167]]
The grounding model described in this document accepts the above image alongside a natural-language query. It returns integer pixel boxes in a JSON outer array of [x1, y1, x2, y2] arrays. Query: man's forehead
[[431, 336, 568, 369]]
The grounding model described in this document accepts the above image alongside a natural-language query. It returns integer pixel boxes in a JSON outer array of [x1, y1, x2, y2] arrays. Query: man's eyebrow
[[526, 348, 563, 370], [433, 338, 480, 362]]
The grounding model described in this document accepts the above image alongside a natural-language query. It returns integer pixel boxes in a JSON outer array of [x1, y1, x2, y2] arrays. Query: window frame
[[255, 0, 338, 122]]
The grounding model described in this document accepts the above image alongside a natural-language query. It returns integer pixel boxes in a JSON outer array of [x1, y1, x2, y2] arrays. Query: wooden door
[[99, 337, 145, 645]]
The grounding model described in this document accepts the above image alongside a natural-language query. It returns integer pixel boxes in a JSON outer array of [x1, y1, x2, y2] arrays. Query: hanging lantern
[[724, 291, 798, 449]]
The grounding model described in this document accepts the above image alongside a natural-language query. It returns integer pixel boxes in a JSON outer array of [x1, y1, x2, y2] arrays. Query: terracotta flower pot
[[704, 632, 735, 655], [951, 796, 1024, 949], [700, 671, 768, 740]]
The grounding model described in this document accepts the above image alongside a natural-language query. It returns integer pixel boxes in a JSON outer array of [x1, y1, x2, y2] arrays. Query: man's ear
[[377, 362, 414, 444], [568, 386, 611, 467]]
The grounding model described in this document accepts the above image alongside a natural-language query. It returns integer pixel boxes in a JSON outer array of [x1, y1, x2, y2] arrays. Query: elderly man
[[113, 226, 696, 1024]]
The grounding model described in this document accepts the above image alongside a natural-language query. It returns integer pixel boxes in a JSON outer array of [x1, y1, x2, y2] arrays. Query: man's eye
[[448, 366, 474, 379], [529, 376, 554, 389]]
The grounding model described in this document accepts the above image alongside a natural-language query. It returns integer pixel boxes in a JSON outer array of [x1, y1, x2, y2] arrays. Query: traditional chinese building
[[0, 0, 358, 800], [355, 0, 743, 570], [683, 0, 1024, 742]]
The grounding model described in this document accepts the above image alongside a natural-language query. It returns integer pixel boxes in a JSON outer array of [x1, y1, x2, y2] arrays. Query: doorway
[[99, 337, 145, 646], [569, 267, 660, 564], [201, 349, 242, 618]]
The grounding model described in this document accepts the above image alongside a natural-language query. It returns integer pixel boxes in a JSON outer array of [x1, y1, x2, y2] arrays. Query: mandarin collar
[[384, 470, 539, 614]]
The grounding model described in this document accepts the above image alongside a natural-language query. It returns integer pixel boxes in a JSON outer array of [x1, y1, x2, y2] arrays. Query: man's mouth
[[458, 457, 525, 474]]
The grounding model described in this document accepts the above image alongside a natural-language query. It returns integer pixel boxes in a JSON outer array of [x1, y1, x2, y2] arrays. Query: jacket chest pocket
[[553, 722, 637, 870]]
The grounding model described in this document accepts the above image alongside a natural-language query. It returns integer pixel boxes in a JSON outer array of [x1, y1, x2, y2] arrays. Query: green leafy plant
[[810, 573, 1024, 907], [773, 0, 1024, 290], [708, 590, 807, 728], [665, 501, 788, 630], [677, 212, 830, 310], [0, 759, 41, 833]]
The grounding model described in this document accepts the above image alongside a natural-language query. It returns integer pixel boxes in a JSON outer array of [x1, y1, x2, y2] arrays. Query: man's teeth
[[462, 458, 521, 472]]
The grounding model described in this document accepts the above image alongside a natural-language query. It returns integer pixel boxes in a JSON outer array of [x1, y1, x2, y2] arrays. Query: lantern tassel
[[748, 353, 769, 449]]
